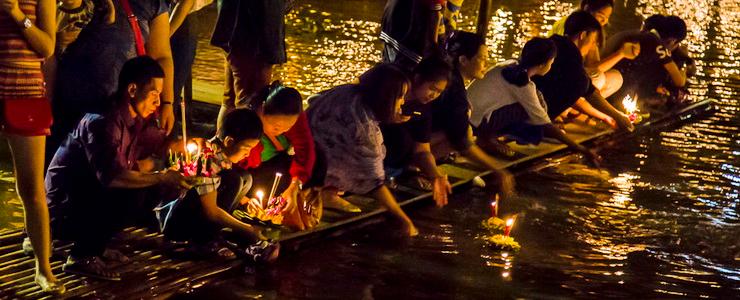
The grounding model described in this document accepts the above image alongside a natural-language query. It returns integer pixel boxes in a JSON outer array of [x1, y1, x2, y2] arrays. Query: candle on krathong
[[622, 94, 639, 122], [255, 189, 265, 207], [186, 141, 199, 163], [268, 172, 283, 203], [503, 217, 515, 237], [490, 195, 499, 217]]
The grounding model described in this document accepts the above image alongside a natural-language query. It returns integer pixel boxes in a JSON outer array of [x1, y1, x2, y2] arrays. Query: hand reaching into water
[[432, 174, 452, 207]]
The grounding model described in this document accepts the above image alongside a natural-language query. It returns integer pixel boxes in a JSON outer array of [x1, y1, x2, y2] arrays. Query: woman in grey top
[[307, 64, 418, 236]]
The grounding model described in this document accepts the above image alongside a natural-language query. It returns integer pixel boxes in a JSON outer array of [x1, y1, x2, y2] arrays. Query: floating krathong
[[622, 95, 642, 123]]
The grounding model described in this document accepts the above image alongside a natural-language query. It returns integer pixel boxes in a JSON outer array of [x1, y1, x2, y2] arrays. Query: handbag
[[120, 0, 146, 56], [1, 97, 53, 135]]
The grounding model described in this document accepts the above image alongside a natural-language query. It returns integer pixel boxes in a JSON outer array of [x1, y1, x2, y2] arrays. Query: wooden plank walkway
[[0, 100, 715, 299]]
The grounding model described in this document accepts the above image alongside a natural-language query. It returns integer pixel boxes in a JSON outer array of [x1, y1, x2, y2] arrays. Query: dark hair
[[252, 81, 303, 116], [563, 11, 602, 38], [412, 56, 451, 83], [642, 14, 665, 32], [445, 31, 486, 68], [660, 15, 687, 41], [580, 0, 613, 12], [642, 14, 687, 42], [114, 56, 164, 104], [220, 109, 263, 142], [358, 64, 410, 124], [502, 37, 557, 86]]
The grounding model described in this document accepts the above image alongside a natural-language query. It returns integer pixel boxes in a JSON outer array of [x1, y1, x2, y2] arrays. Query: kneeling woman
[[467, 38, 599, 163], [307, 64, 418, 236], [238, 82, 317, 230]]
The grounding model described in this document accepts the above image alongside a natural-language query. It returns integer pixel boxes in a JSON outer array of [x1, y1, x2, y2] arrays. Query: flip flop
[[63, 256, 121, 281]]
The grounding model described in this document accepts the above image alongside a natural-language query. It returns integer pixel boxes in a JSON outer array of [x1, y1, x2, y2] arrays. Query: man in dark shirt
[[533, 11, 633, 131], [382, 56, 452, 206], [46, 57, 192, 281], [603, 15, 689, 104]]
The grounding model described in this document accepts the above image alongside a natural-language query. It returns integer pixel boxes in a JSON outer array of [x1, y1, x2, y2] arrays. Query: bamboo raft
[[0, 99, 716, 299]]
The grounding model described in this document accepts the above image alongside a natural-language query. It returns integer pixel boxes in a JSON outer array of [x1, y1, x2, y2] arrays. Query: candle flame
[[505, 218, 514, 227], [186, 142, 199, 154], [255, 190, 264, 200], [622, 95, 638, 114]]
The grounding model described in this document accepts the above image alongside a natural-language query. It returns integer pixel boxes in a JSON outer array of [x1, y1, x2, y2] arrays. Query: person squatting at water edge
[[306, 64, 419, 237], [235, 82, 319, 228], [44, 57, 192, 282], [603, 14, 692, 108], [429, 31, 515, 199], [532, 11, 635, 133], [163, 108, 280, 263], [467, 37, 601, 166], [0, 0, 65, 294], [381, 56, 453, 207]]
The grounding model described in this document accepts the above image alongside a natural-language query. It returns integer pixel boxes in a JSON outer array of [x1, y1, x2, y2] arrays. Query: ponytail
[[502, 37, 557, 87]]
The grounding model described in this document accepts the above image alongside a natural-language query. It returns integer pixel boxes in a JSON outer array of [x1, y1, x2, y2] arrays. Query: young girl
[[467, 37, 600, 164], [431, 31, 514, 198], [0, 0, 64, 294]]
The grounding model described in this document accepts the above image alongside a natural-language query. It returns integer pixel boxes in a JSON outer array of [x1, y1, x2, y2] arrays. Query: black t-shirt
[[431, 70, 473, 151], [604, 30, 675, 96], [532, 35, 596, 118], [381, 101, 432, 168]]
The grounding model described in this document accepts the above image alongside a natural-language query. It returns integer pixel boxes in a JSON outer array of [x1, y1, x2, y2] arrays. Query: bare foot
[[404, 223, 419, 237]]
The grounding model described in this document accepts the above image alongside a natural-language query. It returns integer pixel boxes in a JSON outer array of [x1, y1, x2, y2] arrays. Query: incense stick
[[268, 172, 283, 202]]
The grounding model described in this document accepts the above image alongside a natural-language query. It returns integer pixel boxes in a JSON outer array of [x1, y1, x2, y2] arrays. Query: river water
[[0, 0, 737, 298]]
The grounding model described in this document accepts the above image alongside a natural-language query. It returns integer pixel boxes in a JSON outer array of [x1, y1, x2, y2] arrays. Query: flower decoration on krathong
[[236, 173, 288, 225], [167, 141, 219, 179]]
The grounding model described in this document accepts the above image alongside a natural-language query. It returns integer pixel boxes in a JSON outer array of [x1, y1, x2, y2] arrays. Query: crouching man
[[46, 56, 193, 281]]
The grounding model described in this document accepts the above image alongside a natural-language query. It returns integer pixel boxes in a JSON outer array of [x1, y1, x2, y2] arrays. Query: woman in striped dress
[[0, 0, 64, 294]]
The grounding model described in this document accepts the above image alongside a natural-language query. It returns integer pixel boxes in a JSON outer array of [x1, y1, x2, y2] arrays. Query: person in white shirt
[[468, 37, 600, 165]]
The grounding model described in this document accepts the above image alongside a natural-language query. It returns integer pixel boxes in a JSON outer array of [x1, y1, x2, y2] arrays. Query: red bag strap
[[120, 0, 146, 56]]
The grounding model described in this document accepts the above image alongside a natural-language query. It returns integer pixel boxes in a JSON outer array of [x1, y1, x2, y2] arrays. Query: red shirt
[[237, 111, 315, 183]]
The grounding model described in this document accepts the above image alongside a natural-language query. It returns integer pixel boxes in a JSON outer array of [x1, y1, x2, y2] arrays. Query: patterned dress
[[306, 85, 386, 195], [0, 0, 45, 98]]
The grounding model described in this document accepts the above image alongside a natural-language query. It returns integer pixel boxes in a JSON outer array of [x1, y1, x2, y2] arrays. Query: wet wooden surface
[[0, 100, 715, 299]]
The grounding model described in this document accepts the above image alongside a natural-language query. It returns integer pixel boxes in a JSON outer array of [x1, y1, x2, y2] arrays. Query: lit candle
[[187, 141, 199, 163], [490, 195, 499, 217], [622, 95, 639, 122], [255, 190, 265, 207], [503, 217, 515, 237]]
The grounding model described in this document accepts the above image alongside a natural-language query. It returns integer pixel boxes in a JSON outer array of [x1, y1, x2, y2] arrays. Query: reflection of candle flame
[[501, 271, 510, 278]]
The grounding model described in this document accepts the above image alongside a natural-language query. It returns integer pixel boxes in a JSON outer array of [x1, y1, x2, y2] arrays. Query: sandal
[[244, 240, 280, 263], [35, 274, 66, 295], [102, 248, 131, 264], [63, 256, 121, 281], [477, 138, 516, 158]]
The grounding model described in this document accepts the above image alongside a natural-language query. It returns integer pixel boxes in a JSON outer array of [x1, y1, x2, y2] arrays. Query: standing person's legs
[[6, 135, 64, 293], [227, 53, 273, 107], [170, 16, 198, 108], [217, 62, 236, 131]]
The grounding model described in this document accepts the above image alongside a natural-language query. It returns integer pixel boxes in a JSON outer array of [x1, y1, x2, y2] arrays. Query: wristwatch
[[21, 17, 32, 30]]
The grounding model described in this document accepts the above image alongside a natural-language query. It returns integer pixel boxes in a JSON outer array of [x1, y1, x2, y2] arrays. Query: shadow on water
[[0, 0, 737, 299]]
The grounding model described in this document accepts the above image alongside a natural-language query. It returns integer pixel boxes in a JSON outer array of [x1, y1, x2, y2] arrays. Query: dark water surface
[[180, 0, 739, 298], [0, 0, 738, 298]]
